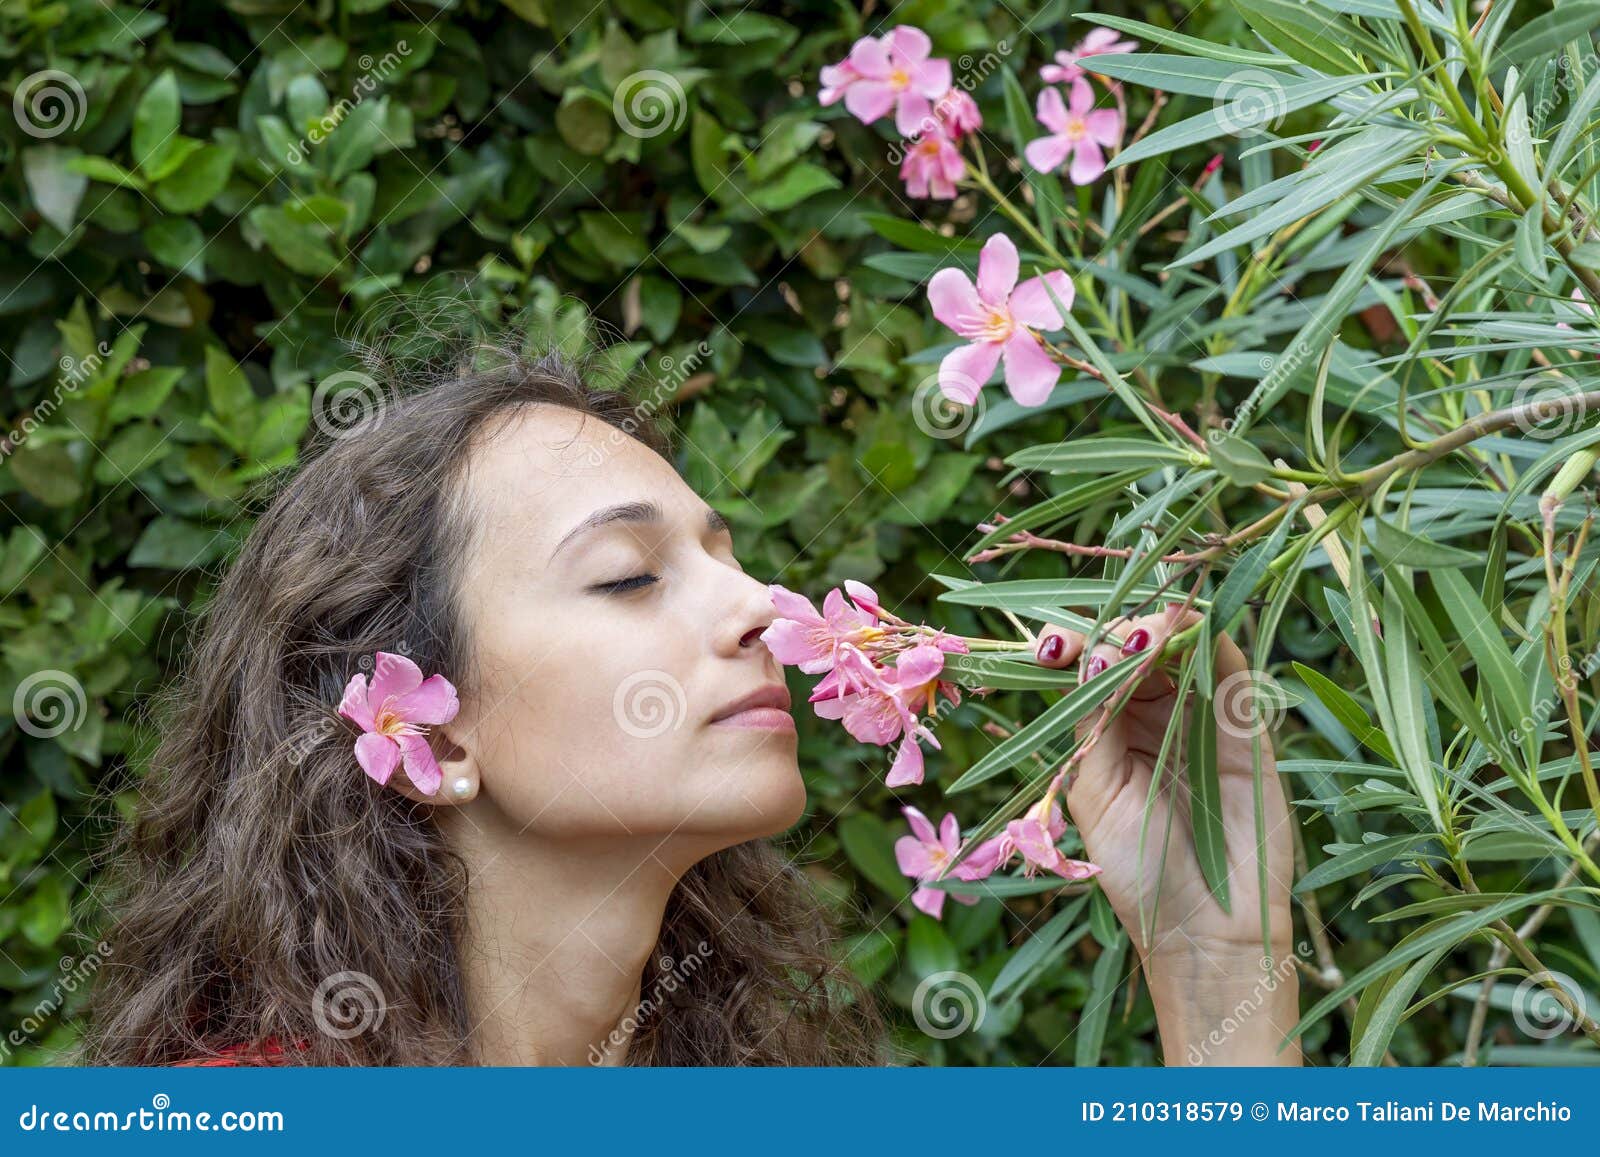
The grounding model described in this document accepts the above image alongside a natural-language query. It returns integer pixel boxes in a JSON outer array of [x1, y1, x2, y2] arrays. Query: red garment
[[169, 1036, 311, 1066]]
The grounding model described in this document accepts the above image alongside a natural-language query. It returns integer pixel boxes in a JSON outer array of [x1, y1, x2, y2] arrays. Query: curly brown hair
[[75, 339, 891, 1066]]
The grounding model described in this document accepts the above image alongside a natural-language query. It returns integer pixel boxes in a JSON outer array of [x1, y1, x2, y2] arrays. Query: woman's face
[[438, 402, 806, 860]]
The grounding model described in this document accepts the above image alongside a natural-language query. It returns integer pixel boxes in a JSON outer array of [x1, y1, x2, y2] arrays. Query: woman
[[78, 343, 1299, 1066]]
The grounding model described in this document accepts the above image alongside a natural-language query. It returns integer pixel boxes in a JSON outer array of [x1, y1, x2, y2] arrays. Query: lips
[[709, 683, 793, 725]]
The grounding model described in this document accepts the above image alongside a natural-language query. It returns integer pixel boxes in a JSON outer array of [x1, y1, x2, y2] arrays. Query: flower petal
[[1067, 77, 1094, 116], [912, 884, 947, 919], [396, 731, 444, 796], [937, 341, 1002, 404], [843, 80, 896, 124], [887, 25, 931, 62], [902, 804, 938, 847], [1085, 108, 1123, 147], [1009, 271, 1075, 329], [927, 268, 985, 337], [391, 673, 459, 726], [886, 736, 925, 787], [1024, 134, 1071, 174], [337, 673, 375, 731], [367, 651, 423, 709], [1068, 138, 1105, 185], [976, 232, 1019, 304], [354, 732, 400, 786], [896, 835, 935, 878], [1001, 332, 1062, 407], [908, 57, 951, 99], [1035, 84, 1069, 134], [848, 36, 891, 78], [938, 811, 961, 852]]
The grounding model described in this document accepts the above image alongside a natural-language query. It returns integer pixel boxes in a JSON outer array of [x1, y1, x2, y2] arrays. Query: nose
[[717, 567, 779, 659]]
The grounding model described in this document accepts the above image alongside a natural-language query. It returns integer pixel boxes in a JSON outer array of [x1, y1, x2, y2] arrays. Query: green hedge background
[[1, 0, 1578, 1067]]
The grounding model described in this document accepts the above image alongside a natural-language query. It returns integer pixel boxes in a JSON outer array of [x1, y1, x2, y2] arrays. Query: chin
[[688, 751, 808, 841]]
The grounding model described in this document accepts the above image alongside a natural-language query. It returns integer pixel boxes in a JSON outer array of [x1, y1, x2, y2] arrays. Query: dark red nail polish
[[1037, 634, 1064, 663], [1085, 654, 1107, 679], [1121, 628, 1150, 655]]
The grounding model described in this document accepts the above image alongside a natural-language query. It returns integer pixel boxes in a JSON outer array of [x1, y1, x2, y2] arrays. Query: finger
[[1033, 624, 1086, 668], [1082, 610, 1183, 699]]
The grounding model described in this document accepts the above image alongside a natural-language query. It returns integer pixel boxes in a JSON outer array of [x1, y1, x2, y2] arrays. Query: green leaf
[[1113, 74, 1389, 169], [1495, 3, 1600, 67], [132, 70, 183, 178], [1208, 433, 1275, 485], [1235, 0, 1377, 75], [1075, 931, 1128, 1066], [1371, 515, 1481, 569], [1187, 688, 1231, 911], [1006, 438, 1197, 475], [1291, 661, 1399, 762], [143, 217, 206, 280], [947, 653, 1143, 792], [837, 813, 908, 900]]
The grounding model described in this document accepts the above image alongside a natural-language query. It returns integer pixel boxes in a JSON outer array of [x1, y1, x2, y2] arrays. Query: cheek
[[476, 633, 704, 835]]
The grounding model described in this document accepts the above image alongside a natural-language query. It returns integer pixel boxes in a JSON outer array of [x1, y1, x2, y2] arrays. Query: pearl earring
[[450, 776, 472, 800]]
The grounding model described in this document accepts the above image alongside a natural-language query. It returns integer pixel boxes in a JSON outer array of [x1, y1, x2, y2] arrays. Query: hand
[[1034, 607, 1301, 1065]]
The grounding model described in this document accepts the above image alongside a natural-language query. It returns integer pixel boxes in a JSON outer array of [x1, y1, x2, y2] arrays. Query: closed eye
[[590, 573, 660, 595]]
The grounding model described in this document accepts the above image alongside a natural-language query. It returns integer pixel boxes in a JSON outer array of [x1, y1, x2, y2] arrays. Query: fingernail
[[1085, 654, 1107, 679], [1037, 634, 1064, 663], [1121, 628, 1151, 655]]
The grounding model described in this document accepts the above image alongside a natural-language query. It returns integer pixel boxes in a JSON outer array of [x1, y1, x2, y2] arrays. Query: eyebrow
[[549, 500, 730, 560]]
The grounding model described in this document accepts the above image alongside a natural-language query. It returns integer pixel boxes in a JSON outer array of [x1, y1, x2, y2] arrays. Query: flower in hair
[[337, 651, 460, 795]]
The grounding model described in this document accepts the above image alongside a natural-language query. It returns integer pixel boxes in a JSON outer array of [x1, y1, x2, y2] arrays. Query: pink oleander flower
[[825, 26, 953, 137], [812, 643, 959, 787], [337, 651, 460, 795], [761, 580, 886, 676], [896, 806, 988, 919], [818, 57, 860, 107], [901, 129, 965, 199], [1039, 27, 1137, 85], [934, 88, 982, 137], [1025, 79, 1122, 186], [963, 779, 1101, 881], [927, 231, 1075, 407]]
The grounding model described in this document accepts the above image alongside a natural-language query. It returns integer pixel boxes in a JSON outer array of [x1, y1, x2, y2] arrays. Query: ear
[[382, 724, 479, 806]]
